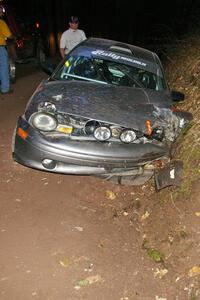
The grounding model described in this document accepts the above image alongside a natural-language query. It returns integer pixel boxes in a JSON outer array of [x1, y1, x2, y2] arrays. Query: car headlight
[[120, 129, 137, 143], [31, 112, 58, 131], [94, 126, 111, 141]]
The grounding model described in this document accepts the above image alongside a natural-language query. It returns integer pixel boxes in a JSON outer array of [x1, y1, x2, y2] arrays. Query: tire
[[100, 169, 154, 186], [9, 57, 16, 83]]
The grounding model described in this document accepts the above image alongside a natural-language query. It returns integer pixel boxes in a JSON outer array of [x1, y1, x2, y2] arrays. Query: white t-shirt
[[60, 28, 86, 54]]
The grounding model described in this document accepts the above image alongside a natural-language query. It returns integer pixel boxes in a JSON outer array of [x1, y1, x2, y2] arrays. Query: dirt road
[[0, 64, 199, 300]]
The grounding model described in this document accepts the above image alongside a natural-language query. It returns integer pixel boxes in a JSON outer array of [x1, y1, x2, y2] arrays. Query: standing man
[[60, 16, 86, 59], [0, 5, 13, 94]]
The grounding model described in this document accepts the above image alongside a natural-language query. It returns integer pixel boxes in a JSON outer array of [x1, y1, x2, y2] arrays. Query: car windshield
[[52, 47, 167, 91]]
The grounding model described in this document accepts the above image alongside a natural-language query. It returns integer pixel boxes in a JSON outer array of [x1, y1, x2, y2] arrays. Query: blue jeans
[[0, 46, 10, 93]]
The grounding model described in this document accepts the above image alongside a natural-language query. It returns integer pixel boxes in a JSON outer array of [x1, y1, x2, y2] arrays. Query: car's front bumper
[[13, 116, 170, 175]]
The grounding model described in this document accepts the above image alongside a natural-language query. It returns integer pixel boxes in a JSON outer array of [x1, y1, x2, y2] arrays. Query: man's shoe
[[1, 89, 13, 94]]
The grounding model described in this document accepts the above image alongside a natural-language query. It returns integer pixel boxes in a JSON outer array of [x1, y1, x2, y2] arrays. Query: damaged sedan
[[12, 38, 192, 190]]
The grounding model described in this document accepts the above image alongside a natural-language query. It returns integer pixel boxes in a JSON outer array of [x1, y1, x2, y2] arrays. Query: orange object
[[146, 120, 152, 135], [17, 127, 28, 140]]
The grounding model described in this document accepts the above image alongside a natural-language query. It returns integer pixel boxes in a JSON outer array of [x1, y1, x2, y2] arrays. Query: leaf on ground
[[59, 257, 71, 268], [86, 274, 103, 284], [123, 211, 129, 216], [155, 296, 167, 300], [154, 268, 168, 279], [76, 279, 89, 287], [188, 266, 200, 277], [141, 211, 150, 221], [74, 274, 103, 289], [74, 226, 83, 232], [148, 249, 164, 263], [105, 190, 116, 200], [195, 211, 200, 217]]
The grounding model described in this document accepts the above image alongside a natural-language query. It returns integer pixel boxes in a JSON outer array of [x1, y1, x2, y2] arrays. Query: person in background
[[0, 5, 14, 94], [60, 16, 86, 59]]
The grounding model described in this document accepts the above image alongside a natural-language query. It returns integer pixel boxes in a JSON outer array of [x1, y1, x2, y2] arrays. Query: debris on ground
[[59, 257, 71, 268], [140, 211, 150, 221], [105, 190, 117, 200], [154, 268, 168, 279], [155, 296, 167, 300], [188, 266, 200, 277], [74, 274, 103, 289]]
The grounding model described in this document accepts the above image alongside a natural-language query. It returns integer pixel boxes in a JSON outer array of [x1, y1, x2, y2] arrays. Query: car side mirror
[[171, 91, 185, 102]]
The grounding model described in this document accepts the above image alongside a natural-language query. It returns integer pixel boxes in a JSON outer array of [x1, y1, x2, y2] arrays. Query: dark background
[[6, 0, 200, 53]]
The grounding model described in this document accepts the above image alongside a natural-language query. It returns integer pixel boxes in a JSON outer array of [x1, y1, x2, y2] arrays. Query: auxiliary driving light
[[84, 120, 100, 135], [120, 129, 137, 143], [94, 126, 111, 141], [42, 159, 57, 170]]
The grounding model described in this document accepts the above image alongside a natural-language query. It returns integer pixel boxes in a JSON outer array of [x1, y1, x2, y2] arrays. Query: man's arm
[[60, 32, 67, 58], [81, 30, 86, 41], [1, 20, 14, 40], [60, 48, 65, 59]]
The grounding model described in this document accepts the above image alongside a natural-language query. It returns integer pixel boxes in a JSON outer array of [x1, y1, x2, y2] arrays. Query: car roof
[[80, 37, 158, 64]]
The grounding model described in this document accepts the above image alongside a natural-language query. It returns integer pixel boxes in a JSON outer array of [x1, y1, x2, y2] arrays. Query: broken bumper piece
[[154, 160, 183, 191]]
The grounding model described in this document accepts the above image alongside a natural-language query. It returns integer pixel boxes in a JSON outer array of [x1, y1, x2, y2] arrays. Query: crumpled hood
[[27, 80, 173, 132]]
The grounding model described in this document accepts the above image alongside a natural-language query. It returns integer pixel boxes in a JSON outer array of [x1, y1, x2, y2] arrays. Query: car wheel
[[36, 45, 46, 67], [100, 169, 154, 186], [9, 57, 16, 83]]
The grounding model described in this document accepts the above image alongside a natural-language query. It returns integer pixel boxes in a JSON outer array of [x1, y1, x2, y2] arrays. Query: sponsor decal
[[91, 50, 147, 67]]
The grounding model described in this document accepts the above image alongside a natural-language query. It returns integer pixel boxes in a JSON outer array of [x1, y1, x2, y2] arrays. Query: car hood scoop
[[34, 81, 172, 132]]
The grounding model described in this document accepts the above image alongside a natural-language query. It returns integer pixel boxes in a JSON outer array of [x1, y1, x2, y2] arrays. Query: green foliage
[[147, 249, 164, 263]]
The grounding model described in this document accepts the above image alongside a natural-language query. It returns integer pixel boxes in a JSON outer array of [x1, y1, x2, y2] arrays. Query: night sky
[[6, 0, 200, 48]]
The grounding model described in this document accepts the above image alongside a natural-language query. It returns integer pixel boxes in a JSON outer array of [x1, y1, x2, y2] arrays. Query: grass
[[164, 35, 200, 198]]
